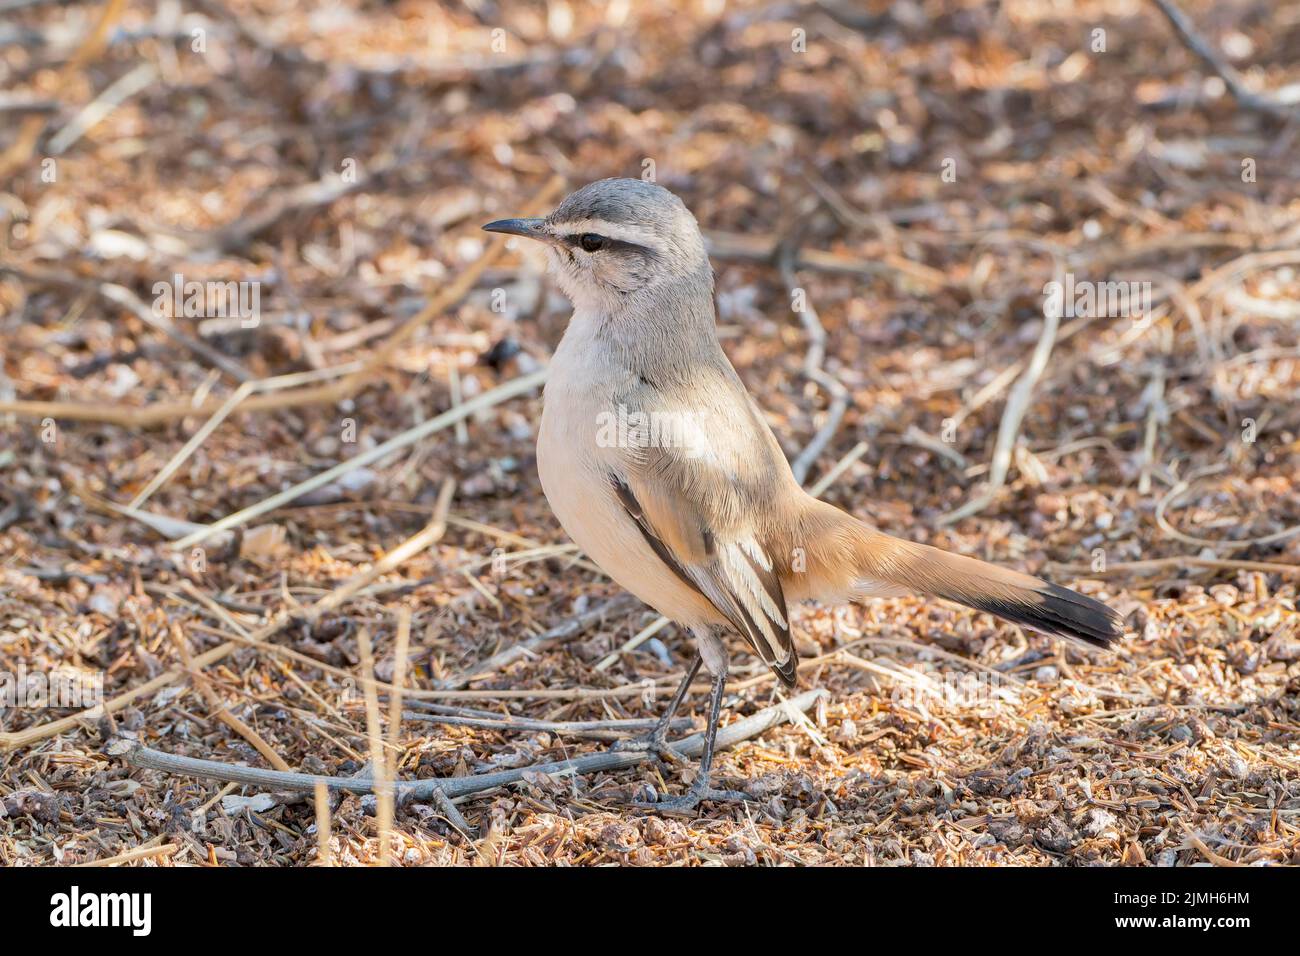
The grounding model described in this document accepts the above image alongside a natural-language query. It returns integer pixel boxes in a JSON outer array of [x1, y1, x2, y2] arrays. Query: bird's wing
[[607, 365, 799, 684]]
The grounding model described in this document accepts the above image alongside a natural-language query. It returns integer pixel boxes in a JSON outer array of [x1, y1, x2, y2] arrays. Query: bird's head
[[483, 178, 711, 315]]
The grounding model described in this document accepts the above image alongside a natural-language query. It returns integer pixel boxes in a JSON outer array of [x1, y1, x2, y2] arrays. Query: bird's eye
[[578, 233, 605, 252]]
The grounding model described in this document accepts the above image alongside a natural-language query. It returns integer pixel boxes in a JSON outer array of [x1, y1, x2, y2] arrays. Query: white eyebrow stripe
[[551, 218, 664, 252]]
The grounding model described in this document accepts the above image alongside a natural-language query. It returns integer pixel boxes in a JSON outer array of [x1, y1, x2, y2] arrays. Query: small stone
[[1082, 808, 1116, 837], [309, 434, 340, 457], [1264, 632, 1300, 661], [460, 471, 496, 497], [1209, 585, 1238, 606], [598, 822, 639, 851], [1035, 821, 1075, 853], [1222, 751, 1249, 780], [336, 467, 377, 493], [86, 589, 119, 616], [651, 817, 688, 845]]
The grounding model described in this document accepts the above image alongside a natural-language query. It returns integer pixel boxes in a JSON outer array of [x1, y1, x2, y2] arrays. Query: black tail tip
[[970, 582, 1125, 650]]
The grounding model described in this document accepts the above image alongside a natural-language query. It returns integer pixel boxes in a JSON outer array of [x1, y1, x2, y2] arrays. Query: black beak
[[482, 217, 548, 240]]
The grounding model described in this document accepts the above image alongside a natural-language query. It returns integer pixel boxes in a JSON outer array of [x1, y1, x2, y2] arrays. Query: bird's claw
[[631, 781, 751, 815], [611, 732, 686, 765]]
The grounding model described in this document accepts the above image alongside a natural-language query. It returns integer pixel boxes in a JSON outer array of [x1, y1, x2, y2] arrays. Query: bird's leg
[[612, 654, 701, 764], [635, 659, 750, 814]]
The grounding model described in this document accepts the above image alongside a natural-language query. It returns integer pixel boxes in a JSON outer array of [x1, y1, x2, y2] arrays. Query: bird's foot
[[611, 728, 686, 766], [631, 778, 750, 815]]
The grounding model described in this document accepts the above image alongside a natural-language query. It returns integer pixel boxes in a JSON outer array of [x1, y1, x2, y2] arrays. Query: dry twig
[[171, 375, 540, 550], [1151, 0, 1297, 121], [779, 242, 851, 486], [108, 689, 827, 803], [0, 481, 455, 752], [940, 263, 1065, 525], [441, 595, 638, 689]]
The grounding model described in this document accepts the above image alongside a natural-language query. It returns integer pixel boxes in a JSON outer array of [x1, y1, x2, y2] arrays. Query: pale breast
[[536, 331, 721, 628]]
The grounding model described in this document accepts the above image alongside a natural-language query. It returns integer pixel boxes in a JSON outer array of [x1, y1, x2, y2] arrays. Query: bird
[[483, 178, 1124, 813]]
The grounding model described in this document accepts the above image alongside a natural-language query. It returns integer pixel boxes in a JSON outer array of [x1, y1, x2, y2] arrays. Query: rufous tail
[[854, 524, 1122, 647], [791, 499, 1124, 648]]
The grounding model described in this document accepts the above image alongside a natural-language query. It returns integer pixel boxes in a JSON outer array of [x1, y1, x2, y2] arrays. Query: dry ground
[[1, 0, 1299, 866]]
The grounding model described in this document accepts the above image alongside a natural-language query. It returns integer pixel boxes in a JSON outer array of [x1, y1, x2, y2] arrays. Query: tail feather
[[850, 526, 1124, 650], [953, 580, 1122, 649]]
